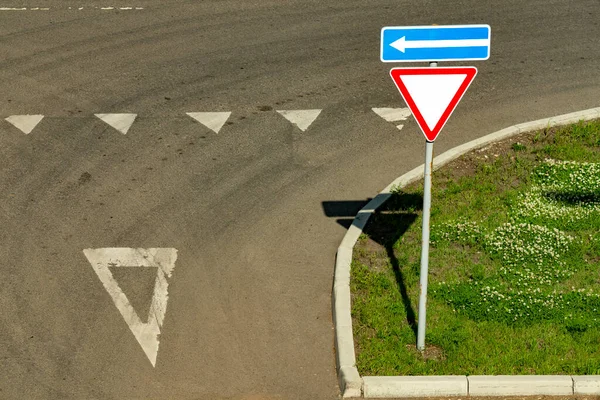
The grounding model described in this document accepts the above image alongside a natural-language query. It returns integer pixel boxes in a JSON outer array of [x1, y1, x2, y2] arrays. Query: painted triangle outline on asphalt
[[186, 112, 231, 133], [276, 109, 322, 132], [390, 67, 477, 141], [5, 115, 44, 134], [83, 248, 178, 367], [95, 113, 137, 135]]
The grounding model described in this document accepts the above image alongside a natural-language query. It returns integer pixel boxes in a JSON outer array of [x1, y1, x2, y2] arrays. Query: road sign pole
[[417, 139, 433, 350], [383, 24, 486, 349], [416, 61, 437, 351]]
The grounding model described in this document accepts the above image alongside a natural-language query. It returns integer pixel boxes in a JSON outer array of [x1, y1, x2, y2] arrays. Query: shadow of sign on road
[[321, 199, 373, 229], [322, 192, 423, 338]]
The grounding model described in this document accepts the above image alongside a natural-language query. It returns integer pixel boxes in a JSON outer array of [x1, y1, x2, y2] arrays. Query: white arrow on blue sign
[[381, 25, 491, 62]]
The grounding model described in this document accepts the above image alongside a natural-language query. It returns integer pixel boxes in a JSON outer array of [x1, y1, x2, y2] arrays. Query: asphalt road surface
[[1, 1, 599, 399]]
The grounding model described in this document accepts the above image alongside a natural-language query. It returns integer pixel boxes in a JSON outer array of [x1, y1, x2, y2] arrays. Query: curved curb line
[[333, 107, 600, 398]]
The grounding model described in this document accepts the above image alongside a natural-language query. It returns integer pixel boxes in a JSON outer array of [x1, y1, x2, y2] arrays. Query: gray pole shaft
[[416, 61, 437, 351], [416, 140, 434, 351]]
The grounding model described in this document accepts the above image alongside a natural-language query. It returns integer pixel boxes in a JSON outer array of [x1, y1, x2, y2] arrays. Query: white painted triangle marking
[[276, 109, 322, 132], [83, 248, 178, 367], [186, 112, 231, 134], [5, 115, 44, 134], [95, 113, 137, 134], [400, 74, 466, 131], [372, 108, 411, 122]]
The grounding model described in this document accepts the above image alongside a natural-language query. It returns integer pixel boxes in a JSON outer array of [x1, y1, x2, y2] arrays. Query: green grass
[[351, 119, 600, 376]]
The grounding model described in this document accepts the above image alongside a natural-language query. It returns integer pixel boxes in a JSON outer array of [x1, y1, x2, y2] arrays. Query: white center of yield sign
[[399, 74, 467, 131]]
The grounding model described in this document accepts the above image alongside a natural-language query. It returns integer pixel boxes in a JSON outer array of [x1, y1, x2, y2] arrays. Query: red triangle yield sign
[[390, 67, 477, 142]]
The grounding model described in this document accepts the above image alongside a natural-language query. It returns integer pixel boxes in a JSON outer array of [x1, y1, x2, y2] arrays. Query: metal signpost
[[381, 24, 490, 351]]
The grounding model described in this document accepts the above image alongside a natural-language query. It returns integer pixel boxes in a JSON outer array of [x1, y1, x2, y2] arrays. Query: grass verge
[[351, 119, 600, 376]]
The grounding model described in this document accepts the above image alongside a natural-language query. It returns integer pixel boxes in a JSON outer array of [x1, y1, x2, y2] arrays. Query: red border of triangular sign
[[390, 67, 477, 142]]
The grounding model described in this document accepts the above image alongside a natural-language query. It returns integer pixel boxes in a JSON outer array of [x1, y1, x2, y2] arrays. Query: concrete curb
[[363, 376, 468, 398], [468, 375, 573, 396], [332, 107, 600, 398]]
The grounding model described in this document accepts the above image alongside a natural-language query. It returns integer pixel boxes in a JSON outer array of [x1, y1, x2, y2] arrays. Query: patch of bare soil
[[454, 128, 543, 167], [405, 343, 446, 362], [354, 236, 388, 273]]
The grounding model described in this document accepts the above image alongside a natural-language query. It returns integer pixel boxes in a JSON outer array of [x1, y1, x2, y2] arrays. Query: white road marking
[[276, 109, 322, 132], [186, 112, 231, 134], [83, 248, 178, 367], [2, 108, 419, 135], [0, 6, 143, 11], [372, 108, 411, 131], [95, 113, 137, 135], [5, 115, 44, 134], [372, 107, 411, 122]]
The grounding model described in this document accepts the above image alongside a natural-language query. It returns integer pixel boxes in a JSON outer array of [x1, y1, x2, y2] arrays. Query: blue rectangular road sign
[[381, 25, 491, 62]]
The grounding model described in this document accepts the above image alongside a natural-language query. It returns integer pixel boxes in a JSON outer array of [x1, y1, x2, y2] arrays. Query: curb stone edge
[[332, 107, 600, 398]]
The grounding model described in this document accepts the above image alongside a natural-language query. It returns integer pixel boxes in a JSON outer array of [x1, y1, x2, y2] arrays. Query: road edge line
[[332, 106, 600, 398]]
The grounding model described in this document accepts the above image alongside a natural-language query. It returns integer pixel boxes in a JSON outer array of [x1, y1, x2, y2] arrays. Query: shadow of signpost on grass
[[322, 192, 424, 338]]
